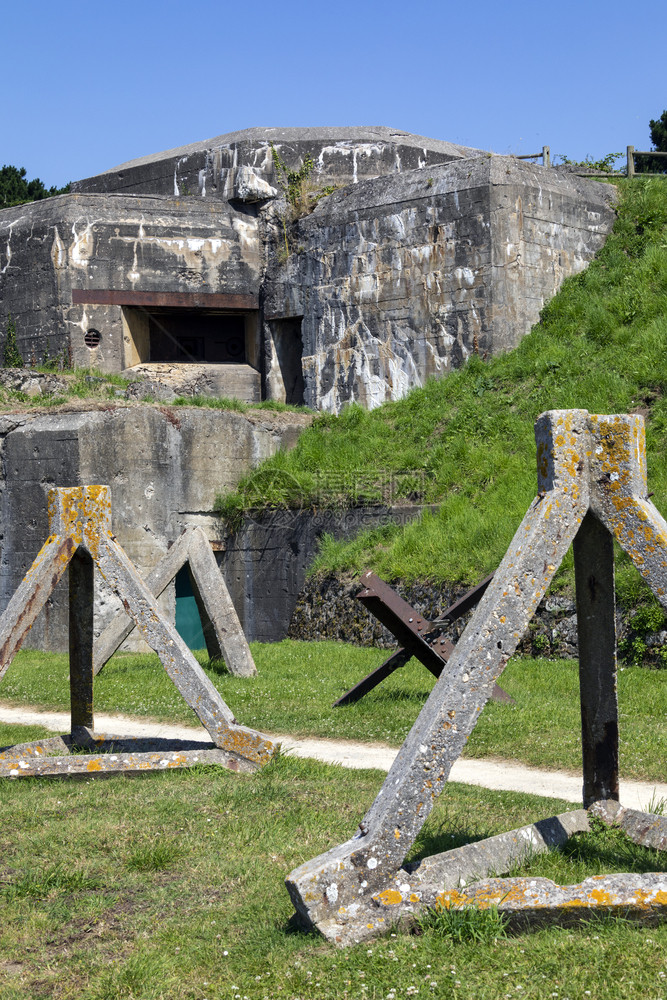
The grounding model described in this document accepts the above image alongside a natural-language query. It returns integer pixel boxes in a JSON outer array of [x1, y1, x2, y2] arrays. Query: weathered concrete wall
[[219, 505, 427, 642], [0, 193, 261, 370], [0, 405, 311, 651], [72, 126, 484, 201], [264, 158, 617, 412]]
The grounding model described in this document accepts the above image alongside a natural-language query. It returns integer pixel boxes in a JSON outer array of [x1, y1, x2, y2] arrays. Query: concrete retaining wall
[[0, 404, 310, 651], [219, 505, 428, 642]]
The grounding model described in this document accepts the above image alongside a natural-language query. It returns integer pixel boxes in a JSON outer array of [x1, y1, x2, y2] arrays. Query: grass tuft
[[418, 899, 508, 943], [125, 842, 184, 873], [2, 863, 102, 900]]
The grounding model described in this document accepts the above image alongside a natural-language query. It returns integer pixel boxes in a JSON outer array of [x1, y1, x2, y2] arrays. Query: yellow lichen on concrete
[[377, 889, 403, 906], [47, 485, 112, 558], [218, 727, 274, 766]]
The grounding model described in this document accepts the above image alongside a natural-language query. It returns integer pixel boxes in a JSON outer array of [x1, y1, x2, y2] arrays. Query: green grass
[[171, 394, 312, 414], [0, 722, 57, 748], [215, 178, 667, 609], [2, 642, 667, 782], [0, 366, 136, 410], [0, 753, 666, 1000]]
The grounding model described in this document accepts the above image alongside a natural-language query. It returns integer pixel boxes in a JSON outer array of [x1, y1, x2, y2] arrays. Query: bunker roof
[[82, 126, 486, 179]]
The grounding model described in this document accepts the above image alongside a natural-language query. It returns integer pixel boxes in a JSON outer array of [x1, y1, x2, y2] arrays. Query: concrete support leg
[[588, 414, 667, 605], [574, 512, 619, 806], [93, 525, 256, 678], [93, 528, 193, 674], [95, 535, 273, 766], [0, 535, 75, 677], [287, 410, 591, 935], [187, 527, 257, 677], [69, 548, 95, 736]]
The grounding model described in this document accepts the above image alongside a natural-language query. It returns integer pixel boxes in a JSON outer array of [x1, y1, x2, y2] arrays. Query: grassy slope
[[217, 178, 667, 605]]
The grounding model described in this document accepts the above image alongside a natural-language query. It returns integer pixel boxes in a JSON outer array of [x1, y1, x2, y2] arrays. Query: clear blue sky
[[2, 0, 664, 188]]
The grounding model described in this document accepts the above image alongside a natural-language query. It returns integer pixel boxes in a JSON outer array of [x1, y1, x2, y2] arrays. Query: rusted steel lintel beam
[[71, 289, 259, 310]]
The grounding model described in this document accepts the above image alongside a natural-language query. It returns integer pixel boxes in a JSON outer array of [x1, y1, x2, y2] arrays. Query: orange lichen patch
[[377, 889, 403, 906], [394, 829, 401, 840], [588, 888, 616, 905], [218, 727, 274, 766], [167, 755, 188, 767], [47, 485, 113, 558], [86, 758, 102, 772]]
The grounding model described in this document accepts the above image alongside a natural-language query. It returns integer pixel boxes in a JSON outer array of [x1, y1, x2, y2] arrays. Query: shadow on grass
[[202, 658, 230, 677], [405, 825, 492, 867], [559, 827, 667, 874], [283, 911, 319, 939]]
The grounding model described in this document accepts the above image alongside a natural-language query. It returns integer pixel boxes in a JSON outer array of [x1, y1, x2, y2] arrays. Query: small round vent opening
[[84, 329, 101, 349]]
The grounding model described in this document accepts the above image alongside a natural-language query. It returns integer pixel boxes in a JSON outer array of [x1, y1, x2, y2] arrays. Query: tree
[[0, 165, 69, 209], [641, 111, 667, 174], [649, 110, 667, 151]]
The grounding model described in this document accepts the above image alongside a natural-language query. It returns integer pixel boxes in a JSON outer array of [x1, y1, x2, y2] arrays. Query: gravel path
[[2, 702, 666, 811]]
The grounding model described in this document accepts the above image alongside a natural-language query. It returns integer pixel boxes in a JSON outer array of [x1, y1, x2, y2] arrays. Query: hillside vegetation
[[217, 177, 667, 603]]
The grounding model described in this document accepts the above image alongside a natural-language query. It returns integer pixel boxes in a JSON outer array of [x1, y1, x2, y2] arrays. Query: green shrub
[[3, 314, 23, 368]]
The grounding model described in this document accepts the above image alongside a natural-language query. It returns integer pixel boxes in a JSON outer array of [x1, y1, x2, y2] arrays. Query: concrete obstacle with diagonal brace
[[93, 523, 256, 678], [287, 410, 667, 944], [0, 485, 274, 778]]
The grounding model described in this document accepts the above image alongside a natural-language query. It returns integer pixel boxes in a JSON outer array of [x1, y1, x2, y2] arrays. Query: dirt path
[[2, 702, 666, 811]]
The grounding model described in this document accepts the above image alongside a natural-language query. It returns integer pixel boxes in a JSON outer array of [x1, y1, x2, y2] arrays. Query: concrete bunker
[[0, 127, 618, 413]]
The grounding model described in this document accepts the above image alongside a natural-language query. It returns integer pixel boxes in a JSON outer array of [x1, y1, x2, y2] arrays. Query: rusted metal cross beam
[[333, 572, 511, 706]]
